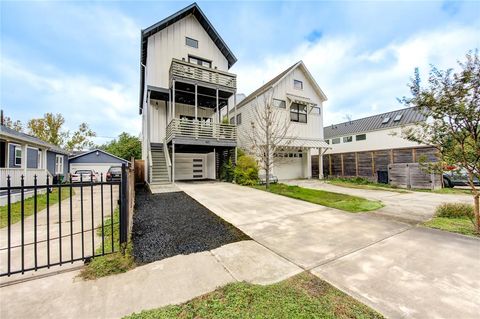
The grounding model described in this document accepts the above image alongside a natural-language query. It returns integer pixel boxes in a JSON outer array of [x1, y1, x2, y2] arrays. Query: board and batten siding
[[46, 151, 68, 176], [236, 66, 324, 149], [146, 14, 229, 89]]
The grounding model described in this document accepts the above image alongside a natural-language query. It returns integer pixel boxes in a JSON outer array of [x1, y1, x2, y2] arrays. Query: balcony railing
[[170, 59, 237, 90], [166, 119, 237, 143]]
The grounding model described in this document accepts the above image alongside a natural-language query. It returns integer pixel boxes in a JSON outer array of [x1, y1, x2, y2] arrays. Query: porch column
[[172, 142, 175, 183], [319, 148, 324, 179], [306, 148, 312, 179], [194, 83, 198, 121], [172, 80, 176, 120], [226, 99, 229, 123], [23, 144, 28, 176], [168, 88, 171, 122], [233, 93, 237, 124], [216, 88, 219, 123]]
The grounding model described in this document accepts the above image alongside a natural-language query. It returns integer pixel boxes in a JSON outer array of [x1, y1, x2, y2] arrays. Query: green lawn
[[0, 188, 72, 228], [124, 272, 384, 319], [254, 183, 383, 213], [423, 217, 478, 237], [79, 208, 135, 280], [415, 188, 473, 195]]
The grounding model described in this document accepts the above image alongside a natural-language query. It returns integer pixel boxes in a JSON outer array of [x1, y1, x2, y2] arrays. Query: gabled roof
[[236, 61, 327, 110], [0, 125, 69, 155], [139, 3, 237, 112], [68, 149, 129, 163], [323, 107, 426, 139]]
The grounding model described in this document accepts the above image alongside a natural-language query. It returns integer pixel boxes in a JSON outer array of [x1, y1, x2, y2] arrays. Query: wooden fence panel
[[311, 155, 319, 178], [374, 150, 390, 172], [323, 155, 330, 177], [331, 154, 342, 175], [134, 159, 145, 184], [358, 152, 373, 176], [388, 163, 441, 190], [415, 147, 439, 162], [393, 149, 413, 163], [343, 153, 356, 176]]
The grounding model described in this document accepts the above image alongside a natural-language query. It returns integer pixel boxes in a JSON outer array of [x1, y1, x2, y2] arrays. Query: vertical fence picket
[[7, 176, 11, 276], [69, 175, 74, 263], [110, 181, 114, 253], [46, 175, 50, 268], [91, 174, 95, 256], [20, 175, 24, 274], [58, 177, 62, 265], [80, 175, 84, 259], [34, 175, 38, 270], [100, 173, 105, 255]]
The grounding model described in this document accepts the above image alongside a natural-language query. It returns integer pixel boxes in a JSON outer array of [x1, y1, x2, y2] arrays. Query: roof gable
[[69, 149, 129, 164], [236, 61, 327, 109], [1, 125, 69, 155]]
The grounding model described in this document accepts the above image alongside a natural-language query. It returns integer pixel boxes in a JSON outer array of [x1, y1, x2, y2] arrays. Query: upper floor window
[[343, 136, 353, 143], [14, 146, 22, 166], [332, 138, 341, 144], [273, 98, 286, 109], [185, 37, 198, 48], [236, 113, 242, 125], [382, 117, 390, 124], [294, 79, 303, 90], [290, 103, 307, 123], [356, 134, 366, 141], [188, 56, 211, 68], [230, 117, 235, 124]]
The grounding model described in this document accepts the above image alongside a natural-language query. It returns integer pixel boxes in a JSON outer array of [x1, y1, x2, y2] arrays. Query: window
[[382, 117, 390, 124], [185, 37, 198, 48], [236, 113, 242, 125], [393, 114, 403, 122], [294, 79, 303, 90], [343, 136, 353, 143], [356, 134, 366, 141], [230, 117, 235, 124], [273, 99, 286, 109], [311, 106, 321, 115], [290, 103, 307, 123], [55, 155, 64, 174], [188, 56, 211, 68], [14, 146, 22, 166], [332, 138, 341, 144]]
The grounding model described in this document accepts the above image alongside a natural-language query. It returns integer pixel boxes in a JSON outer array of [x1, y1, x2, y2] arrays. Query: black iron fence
[[0, 164, 130, 277]]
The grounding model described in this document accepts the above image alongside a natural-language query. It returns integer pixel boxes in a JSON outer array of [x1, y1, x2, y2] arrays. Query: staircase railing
[[163, 139, 172, 182]]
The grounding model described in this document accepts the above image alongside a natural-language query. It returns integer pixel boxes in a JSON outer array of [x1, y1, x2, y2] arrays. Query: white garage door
[[274, 158, 304, 180], [70, 163, 121, 177], [175, 153, 206, 180]]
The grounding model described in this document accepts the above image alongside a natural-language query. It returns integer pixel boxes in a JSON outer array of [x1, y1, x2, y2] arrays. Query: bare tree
[[243, 89, 297, 188]]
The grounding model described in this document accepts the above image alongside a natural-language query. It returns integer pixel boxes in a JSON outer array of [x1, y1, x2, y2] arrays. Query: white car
[[71, 170, 98, 183]]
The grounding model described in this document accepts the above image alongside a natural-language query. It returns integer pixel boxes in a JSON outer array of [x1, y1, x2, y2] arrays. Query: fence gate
[[0, 164, 130, 277]]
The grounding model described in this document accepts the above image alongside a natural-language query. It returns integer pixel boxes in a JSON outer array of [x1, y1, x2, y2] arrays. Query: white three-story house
[[139, 3, 238, 186]]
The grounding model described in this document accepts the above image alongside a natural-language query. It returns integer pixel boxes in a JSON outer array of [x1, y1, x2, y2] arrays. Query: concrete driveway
[[286, 179, 473, 223], [177, 181, 480, 319]]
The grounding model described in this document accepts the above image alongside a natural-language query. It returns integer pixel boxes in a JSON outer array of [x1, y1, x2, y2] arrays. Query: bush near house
[[424, 203, 478, 237], [234, 154, 259, 186]]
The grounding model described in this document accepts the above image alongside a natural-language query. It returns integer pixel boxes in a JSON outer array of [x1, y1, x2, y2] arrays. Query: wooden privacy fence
[[134, 159, 145, 184], [388, 163, 442, 190]]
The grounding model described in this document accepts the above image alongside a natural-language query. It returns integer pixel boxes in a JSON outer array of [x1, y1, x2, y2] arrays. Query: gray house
[[69, 149, 128, 177], [1, 125, 69, 187]]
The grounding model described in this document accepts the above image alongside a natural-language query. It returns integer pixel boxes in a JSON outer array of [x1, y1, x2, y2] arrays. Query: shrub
[[436, 203, 474, 221], [220, 159, 235, 182], [234, 154, 259, 186]]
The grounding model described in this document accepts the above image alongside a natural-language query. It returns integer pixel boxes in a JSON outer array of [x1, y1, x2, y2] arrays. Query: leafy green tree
[[401, 50, 480, 233], [2, 113, 23, 132], [28, 113, 68, 146], [99, 132, 141, 161], [65, 123, 96, 151]]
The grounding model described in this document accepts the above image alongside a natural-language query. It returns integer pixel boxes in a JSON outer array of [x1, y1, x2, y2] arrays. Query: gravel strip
[[132, 187, 250, 264]]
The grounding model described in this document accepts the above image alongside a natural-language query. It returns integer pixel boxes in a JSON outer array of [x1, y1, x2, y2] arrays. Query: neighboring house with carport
[[233, 61, 330, 180], [322, 106, 438, 182], [1, 125, 69, 188], [68, 149, 128, 178]]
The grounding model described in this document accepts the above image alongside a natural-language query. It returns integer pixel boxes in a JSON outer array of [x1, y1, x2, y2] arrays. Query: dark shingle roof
[[323, 107, 426, 139], [139, 3, 237, 112], [236, 62, 300, 109], [1, 125, 69, 155]]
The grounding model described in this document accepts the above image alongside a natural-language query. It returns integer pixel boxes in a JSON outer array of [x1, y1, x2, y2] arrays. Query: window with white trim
[[14, 146, 22, 166], [356, 134, 366, 141], [293, 79, 303, 90], [332, 138, 341, 144], [55, 155, 64, 174], [273, 98, 286, 109], [343, 136, 353, 143], [188, 56, 211, 68], [185, 37, 198, 48], [236, 113, 242, 125]]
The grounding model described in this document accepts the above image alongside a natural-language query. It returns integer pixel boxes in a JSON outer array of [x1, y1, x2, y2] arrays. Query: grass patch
[[415, 188, 473, 195], [326, 177, 408, 193], [423, 203, 478, 237], [79, 208, 135, 280], [254, 183, 383, 213], [124, 272, 384, 319], [0, 188, 72, 228]]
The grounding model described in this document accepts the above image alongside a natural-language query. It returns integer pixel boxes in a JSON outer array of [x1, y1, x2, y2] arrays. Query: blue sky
[[1, 1, 479, 144]]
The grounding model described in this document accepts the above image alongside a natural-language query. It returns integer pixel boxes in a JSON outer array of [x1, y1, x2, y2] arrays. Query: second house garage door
[[175, 153, 205, 180]]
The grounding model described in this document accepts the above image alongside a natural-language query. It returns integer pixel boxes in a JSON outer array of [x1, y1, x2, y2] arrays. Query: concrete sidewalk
[[0, 240, 301, 319]]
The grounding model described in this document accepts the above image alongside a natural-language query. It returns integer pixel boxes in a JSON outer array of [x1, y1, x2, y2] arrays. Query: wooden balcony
[[166, 119, 236, 146], [170, 59, 236, 91]]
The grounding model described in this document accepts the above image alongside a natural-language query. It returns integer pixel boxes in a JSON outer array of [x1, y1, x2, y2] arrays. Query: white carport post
[[319, 147, 324, 179], [306, 148, 312, 179], [172, 142, 175, 183]]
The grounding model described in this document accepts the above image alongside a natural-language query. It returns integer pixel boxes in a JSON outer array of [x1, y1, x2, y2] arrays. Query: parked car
[[106, 166, 122, 182], [443, 168, 480, 188], [258, 174, 278, 185], [71, 170, 98, 183]]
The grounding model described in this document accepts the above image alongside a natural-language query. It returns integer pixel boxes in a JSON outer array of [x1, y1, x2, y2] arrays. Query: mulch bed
[[132, 187, 250, 264]]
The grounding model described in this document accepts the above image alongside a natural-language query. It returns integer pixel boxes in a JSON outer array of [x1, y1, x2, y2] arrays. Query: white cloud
[[234, 24, 479, 126]]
